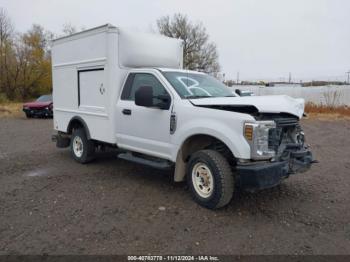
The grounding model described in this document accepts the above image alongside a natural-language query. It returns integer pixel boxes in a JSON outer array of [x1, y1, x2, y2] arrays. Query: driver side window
[[121, 73, 169, 104]]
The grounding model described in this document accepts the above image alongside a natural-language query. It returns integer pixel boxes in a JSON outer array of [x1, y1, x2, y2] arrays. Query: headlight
[[244, 121, 276, 160]]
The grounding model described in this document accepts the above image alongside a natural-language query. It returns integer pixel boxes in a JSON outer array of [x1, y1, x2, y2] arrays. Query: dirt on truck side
[[0, 117, 350, 255]]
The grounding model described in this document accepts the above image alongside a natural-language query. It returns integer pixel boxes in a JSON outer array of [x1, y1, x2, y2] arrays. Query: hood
[[23, 101, 52, 108], [190, 95, 305, 118]]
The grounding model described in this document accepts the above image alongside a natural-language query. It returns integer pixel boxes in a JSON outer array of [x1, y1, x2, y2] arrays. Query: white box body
[[52, 24, 183, 144]]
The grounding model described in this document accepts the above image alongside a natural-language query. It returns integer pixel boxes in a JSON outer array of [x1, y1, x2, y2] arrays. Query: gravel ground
[[0, 117, 350, 255]]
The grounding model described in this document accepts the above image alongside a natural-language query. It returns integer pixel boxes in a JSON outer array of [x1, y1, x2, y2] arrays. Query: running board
[[118, 152, 173, 169]]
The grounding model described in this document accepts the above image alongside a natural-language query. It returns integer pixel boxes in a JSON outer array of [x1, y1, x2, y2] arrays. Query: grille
[[273, 117, 299, 127], [268, 116, 299, 151]]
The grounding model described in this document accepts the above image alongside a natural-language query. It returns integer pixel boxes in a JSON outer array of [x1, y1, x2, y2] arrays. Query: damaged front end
[[190, 96, 315, 191], [238, 113, 315, 191]]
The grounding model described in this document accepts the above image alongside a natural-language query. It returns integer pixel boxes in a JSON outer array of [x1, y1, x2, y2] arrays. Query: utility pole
[[346, 71, 350, 84], [236, 71, 240, 85], [289, 72, 292, 84]]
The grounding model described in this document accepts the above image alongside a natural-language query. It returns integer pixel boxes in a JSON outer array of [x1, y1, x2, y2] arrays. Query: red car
[[23, 94, 53, 118]]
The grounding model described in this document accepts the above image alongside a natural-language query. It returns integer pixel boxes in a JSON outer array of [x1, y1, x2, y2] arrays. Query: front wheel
[[70, 128, 95, 164], [187, 150, 234, 209]]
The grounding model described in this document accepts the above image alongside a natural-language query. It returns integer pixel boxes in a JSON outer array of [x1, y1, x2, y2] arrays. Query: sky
[[1, 0, 349, 81]]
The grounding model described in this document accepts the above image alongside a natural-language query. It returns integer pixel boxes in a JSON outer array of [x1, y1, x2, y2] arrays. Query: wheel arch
[[67, 116, 91, 139], [174, 133, 236, 182]]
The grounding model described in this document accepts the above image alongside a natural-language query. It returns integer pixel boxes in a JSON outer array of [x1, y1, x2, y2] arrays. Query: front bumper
[[23, 108, 53, 117], [237, 147, 313, 191]]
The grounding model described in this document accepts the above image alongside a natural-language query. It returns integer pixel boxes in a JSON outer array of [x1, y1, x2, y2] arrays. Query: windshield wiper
[[185, 95, 236, 99], [184, 95, 212, 99]]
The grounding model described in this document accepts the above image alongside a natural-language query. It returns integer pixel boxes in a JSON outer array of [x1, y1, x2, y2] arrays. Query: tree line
[[0, 8, 53, 101], [0, 9, 220, 102]]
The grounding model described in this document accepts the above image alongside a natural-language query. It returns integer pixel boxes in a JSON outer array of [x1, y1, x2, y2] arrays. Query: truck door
[[115, 72, 173, 159]]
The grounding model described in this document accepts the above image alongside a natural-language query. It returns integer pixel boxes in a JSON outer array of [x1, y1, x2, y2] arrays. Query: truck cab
[[52, 24, 314, 209]]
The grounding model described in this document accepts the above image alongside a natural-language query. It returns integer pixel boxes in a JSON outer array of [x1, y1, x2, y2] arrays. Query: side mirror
[[135, 86, 153, 107]]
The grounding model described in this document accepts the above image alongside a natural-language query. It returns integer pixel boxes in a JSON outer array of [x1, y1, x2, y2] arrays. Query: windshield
[[162, 72, 235, 99], [36, 95, 52, 102]]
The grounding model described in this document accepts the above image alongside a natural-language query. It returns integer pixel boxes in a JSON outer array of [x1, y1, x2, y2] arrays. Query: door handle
[[122, 109, 132, 115]]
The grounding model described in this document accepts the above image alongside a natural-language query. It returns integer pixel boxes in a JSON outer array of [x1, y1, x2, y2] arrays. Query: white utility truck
[[52, 24, 314, 209]]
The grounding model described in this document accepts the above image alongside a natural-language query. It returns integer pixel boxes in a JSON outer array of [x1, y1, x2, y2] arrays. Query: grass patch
[[305, 102, 350, 120], [0, 102, 23, 118]]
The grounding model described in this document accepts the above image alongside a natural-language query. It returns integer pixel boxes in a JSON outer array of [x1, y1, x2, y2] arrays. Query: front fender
[[171, 118, 251, 161]]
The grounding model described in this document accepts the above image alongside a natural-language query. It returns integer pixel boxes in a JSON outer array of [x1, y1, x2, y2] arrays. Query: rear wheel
[[70, 128, 95, 163], [187, 150, 234, 209], [25, 112, 32, 118]]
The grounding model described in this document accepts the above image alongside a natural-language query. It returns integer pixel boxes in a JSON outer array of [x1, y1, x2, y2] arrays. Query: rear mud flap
[[52, 133, 70, 148]]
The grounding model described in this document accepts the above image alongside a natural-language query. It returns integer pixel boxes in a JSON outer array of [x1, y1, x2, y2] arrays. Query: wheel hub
[[192, 163, 214, 198], [73, 136, 83, 158]]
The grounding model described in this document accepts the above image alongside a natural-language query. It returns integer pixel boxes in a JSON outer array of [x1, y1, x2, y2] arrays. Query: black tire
[[70, 128, 95, 164], [187, 149, 234, 209], [25, 113, 32, 118]]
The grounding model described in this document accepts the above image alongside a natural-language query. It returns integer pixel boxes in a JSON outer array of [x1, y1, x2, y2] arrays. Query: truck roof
[[52, 24, 117, 44], [156, 68, 206, 75]]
